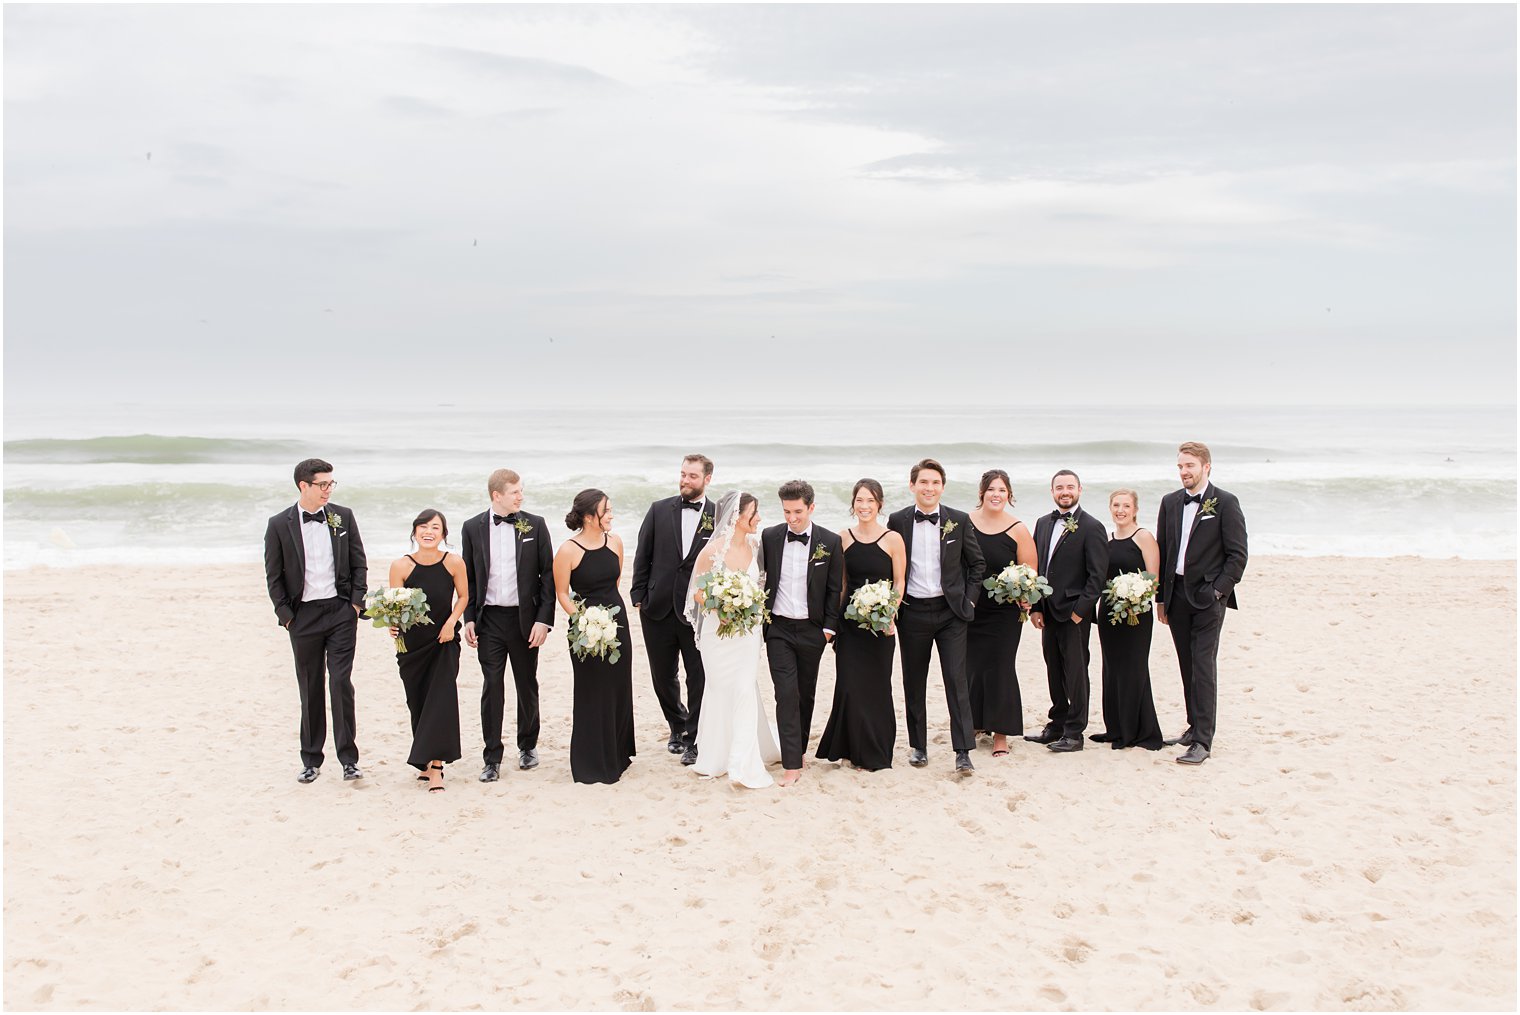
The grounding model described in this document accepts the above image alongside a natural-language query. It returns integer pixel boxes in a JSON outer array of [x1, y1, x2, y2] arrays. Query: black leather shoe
[[680, 747, 698, 766], [1162, 733, 1195, 748], [1047, 737, 1084, 753], [297, 766, 319, 784], [954, 750, 975, 774], [908, 748, 928, 767], [1090, 732, 1116, 743], [479, 763, 500, 783], [342, 764, 363, 781], [1177, 744, 1210, 765], [667, 737, 685, 754], [1023, 726, 1060, 745], [519, 749, 539, 771]]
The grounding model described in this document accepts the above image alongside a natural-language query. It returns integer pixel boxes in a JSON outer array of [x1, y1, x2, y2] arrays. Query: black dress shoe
[[954, 750, 975, 774], [908, 748, 928, 767], [1162, 732, 1195, 747], [666, 737, 684, 755], [1023, 726, 1060, 745], [680, 747, 698, 766], [480, 763, 500, 783], [1177, 744, 1210, 765], [519, 749, 539, 771], [342, 764, 363, 781], [1090, 732, 1116, 743], [297, 766, 319, 784], [1047, 737, 1084, 752]]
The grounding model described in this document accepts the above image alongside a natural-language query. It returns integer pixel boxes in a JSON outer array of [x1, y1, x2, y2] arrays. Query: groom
[[761, 479, 844, 786], [1155, 441, 1249, 766], [632, 454, 717, 766], [263, 458, 368, 784], [461, 468, 556, 781], [888, 458, 985, 774]]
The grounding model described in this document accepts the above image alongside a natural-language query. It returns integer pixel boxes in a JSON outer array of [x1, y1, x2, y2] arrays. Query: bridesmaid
[[553, 489, 636, 784], [388, 509, 468, 792], [966, 469, 1038, 757], [1092, 488, 1165, 750], [816, 479, 905, 772]]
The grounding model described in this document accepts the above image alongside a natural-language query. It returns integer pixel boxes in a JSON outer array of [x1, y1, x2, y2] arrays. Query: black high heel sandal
[[427, 762, 445, 793]]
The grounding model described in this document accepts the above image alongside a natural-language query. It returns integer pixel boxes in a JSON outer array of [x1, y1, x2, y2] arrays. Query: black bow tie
[[1052, 511, 1072, 522], [1184, 494, 1203, 505], [302, 511, 326, 524], [786, 530, 809, 544], [680, 500, 702, 511], [914, 510, 939, 525], [493, 513, 519, 526]]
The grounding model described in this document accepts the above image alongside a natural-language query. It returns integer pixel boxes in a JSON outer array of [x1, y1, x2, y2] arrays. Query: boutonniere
[[325, 512, 343, 532], [513, 518, 533, 537], [1199, 498, 1218, 518], [811, 543, 831, 562], [698, 513, 714, 535], [940, 519, 957, 537], [1062, 516, 1079, 534]]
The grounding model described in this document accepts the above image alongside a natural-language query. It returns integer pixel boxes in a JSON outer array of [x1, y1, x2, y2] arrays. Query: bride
[[684, 491, 783, 789]]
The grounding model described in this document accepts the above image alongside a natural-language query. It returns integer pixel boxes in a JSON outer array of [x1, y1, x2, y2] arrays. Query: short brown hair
[[910, 458, 945, 483], [1051, 469, 1081, 487], [1178, 441, 1212, 466], [683, 454, 714, 477], [777, 479, 814, 506], [1109, 488, 1140, 509], [293, 458, 333, 487], [977, 469, 1013, 508], [487, 468, 521, 496]]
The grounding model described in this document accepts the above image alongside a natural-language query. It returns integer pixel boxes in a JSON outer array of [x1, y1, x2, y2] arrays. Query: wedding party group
[[263, 442, 1248, 792]]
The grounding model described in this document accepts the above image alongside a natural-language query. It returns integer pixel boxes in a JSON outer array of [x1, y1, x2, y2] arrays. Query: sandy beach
[[3, 554, 1514, 1010]]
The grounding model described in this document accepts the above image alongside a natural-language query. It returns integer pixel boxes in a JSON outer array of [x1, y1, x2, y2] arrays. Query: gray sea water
[[3, 403, 1514, 568]]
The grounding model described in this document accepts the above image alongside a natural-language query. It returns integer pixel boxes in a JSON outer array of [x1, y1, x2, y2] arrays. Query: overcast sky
[[4, 4, 1515, 412]]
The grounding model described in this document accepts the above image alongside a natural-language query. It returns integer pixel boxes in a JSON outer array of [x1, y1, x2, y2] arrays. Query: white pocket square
[[1199, 516, 1216, 523], [812, 560, 826, 566], [522, 537, 535, 542]]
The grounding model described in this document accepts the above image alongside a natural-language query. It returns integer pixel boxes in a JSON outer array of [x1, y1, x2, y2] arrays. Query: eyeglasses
[[306, 480, 338, 491]]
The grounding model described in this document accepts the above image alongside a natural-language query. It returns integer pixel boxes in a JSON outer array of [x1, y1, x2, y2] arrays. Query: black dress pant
[[1167, 595, 1226, 751], [639, 608, 705, 744], [766, 616, 827, 770], [477, 605, 540, 764], [1041, 611, 1092, 740], [896, 596, 975, 752], [287, 596, 359, 769]]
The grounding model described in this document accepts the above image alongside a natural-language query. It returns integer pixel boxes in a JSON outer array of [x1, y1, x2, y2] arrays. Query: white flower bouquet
[[363, 585, 433, 653], [844, 579, 900, 636], [1104, 570, 1158, 626], [695, 566, 771, 638], [568, 598, 623, 663], [983, 563, 1053, 622]]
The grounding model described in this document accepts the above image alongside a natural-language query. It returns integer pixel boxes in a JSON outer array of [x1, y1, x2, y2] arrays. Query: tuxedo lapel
[[327, 510, 343, 573], [1034, 515, 1051, 568], [286, 507, 306, 574], [1186, 483, 1214, 543], [892, 510, 913, 573]]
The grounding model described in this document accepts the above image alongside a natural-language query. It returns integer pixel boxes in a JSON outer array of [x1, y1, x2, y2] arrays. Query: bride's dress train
[[692, 558, 782, 789]]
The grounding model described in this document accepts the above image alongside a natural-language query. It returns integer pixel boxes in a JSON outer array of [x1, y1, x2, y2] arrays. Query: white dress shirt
[[298, 504, 338, 601], [485, 513, 520, 607], [1175, 488, 1204, 575], [679, 497, 706, 556], [906, 510, 944, 598], [1047, 506, 1080, 569], [775, 524, 812, 620]]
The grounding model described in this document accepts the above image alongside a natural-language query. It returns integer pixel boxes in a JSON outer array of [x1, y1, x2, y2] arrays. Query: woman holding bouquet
[[816, 479, 905, 771], [967, 470, 1038, 757], [388, 510, 467, 792], [554, 489, 636, 785], [1093, 489, 1164, 750]]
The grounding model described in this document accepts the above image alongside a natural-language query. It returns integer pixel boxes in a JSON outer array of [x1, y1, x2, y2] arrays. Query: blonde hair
[[1109, 488, 1140, 510], [487, 468, 521, 496], [1177, 441, 1212, 467]]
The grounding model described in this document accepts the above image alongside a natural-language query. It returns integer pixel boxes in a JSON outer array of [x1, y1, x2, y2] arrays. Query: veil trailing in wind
[[681, 489, 757, 648]]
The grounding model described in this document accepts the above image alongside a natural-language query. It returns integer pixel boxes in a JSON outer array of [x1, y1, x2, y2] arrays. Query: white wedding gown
[[692, 556, 783, 789]]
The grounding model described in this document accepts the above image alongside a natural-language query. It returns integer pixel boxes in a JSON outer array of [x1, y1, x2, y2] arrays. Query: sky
[[4, 3, 1515, 413]]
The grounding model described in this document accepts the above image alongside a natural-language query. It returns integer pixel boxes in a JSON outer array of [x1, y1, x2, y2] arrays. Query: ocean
[[3, 403, 1514, 569]]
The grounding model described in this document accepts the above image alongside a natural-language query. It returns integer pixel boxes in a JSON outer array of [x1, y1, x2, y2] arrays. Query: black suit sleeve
[[344, 509, 368, 609], [961, 521, 986, 609], [462, 520, 481, 625], [822, 533, 844, 632], [1214, 494, 1249, 602], [631, 502, 656, 607], [264, 517, 295, 628], [535, 518, 556, 628], [1154, 499, 1173, 605], [1075, 524, 1109, 619]]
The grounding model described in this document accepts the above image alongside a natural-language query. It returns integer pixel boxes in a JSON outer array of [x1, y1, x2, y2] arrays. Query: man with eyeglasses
[[264, 458, 368, 784]]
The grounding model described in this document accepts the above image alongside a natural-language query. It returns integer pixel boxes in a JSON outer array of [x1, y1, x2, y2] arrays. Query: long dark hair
[[565, 488, 608, 531], [409, 508, 449, 547], [977, 469, 1014, 508]]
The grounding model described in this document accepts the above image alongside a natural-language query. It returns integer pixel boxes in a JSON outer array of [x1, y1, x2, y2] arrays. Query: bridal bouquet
[[696, 566, 771, 638], [983, 563, 1052, 621], [568, 598, 623, 663], [1104, 571, 1159, 626], [844, 579, 900, 636], [363, 586, 433, 653]]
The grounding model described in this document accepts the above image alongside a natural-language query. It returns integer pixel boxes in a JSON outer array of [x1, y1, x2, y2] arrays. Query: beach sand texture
[[4, 556, 1515, 1010]]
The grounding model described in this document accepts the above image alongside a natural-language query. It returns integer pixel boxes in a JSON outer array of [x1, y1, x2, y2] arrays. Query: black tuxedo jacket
[[264, 503, 368, 628], [1156, 483, 1248, 611], [631, 495, 718, 620], [460, 509, 556, 636], [1032, 505, 1109, 620], [760, 523, 845, 637], [887, 504, 986, 623]]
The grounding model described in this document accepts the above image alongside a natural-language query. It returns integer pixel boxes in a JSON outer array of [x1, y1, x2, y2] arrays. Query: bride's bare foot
[[778, 769, 802, 787], [992, 734, 1009, 757]]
